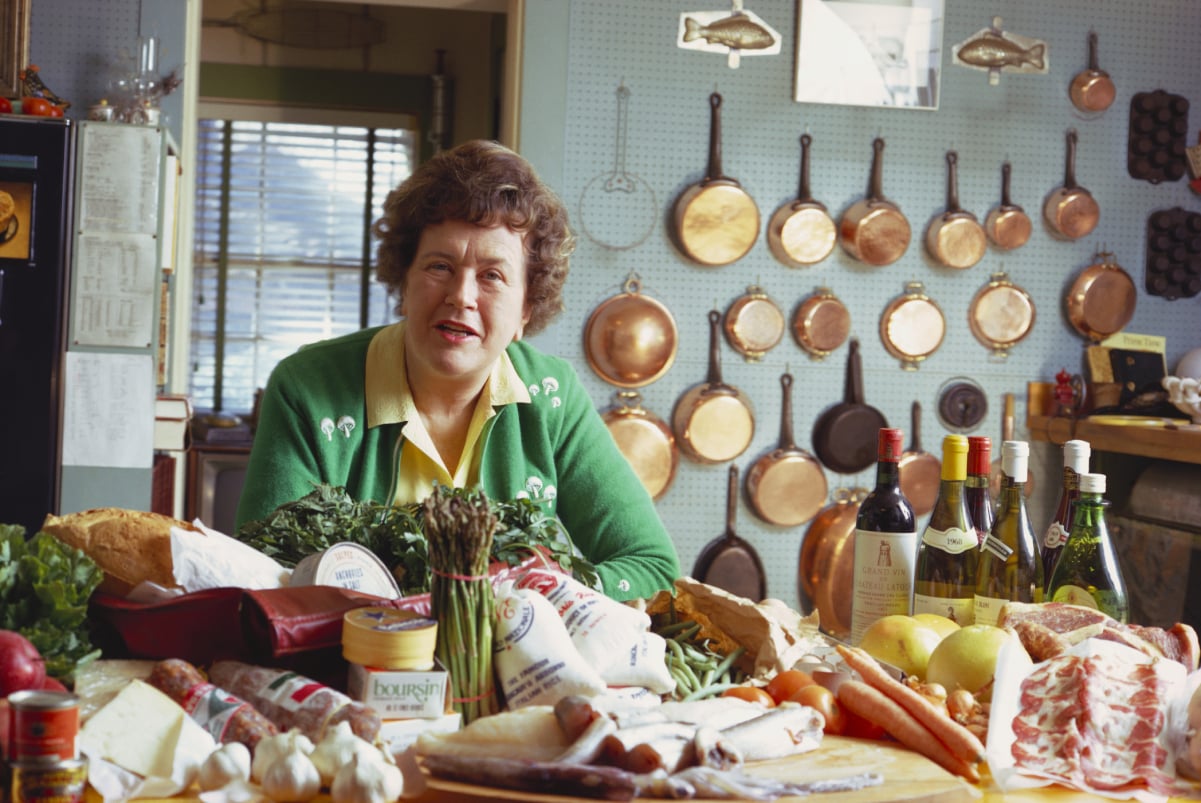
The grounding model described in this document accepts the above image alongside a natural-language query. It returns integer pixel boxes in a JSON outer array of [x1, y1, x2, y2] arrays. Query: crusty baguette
[[41, 508, 198, 596]]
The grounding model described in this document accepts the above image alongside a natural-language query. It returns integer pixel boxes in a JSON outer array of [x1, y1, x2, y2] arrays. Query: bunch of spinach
[[236, 484, 600, 596], [0, 524, 103, 682]]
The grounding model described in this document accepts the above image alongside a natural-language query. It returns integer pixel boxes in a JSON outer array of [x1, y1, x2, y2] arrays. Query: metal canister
[[10, 758, 88, 803], [7, 692, 79, 761]]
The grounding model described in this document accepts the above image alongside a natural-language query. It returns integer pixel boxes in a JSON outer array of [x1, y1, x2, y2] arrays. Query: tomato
[[721, 685, 776, 707], [22, 97, 51, 116], [48, 105, 64, 118], [793, 684, 845, 735], [764, 669, 815, 705], [0, 97, 12, 114]]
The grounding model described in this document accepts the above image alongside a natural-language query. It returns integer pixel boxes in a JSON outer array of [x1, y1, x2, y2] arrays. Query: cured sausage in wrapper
[[147, 658, 279, 750], [208, 660, 381, 743]]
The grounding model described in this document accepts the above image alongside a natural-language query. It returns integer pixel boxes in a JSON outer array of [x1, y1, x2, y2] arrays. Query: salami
[[147, 658, 278, 749], [208, 660, 381, 743]]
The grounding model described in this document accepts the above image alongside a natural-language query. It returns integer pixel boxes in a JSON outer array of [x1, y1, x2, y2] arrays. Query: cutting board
[[418, 735, 979, 803]]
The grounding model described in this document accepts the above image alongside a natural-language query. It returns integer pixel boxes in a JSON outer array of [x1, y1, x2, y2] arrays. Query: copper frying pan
[[672, 310, 755, 464], [793, 288, 850, 361], [985, 162, 1032, 251], [768, 133, 836, 268], [925, 150, 987, 270], [723, 284, 784, 363], [797, 487, 866, 640], [601, 391, 678, 501], [584, 274, 678, 388], [898, 401, 940, 517], [1065, 250, 1136, 342], [839, 137, 911, 266], [1069, 32, 1115, 114], [744, 373, 828, 527], [672, 92, 760, 266], [693, 464, 766, 602], [1044, 129, 1100, 241]]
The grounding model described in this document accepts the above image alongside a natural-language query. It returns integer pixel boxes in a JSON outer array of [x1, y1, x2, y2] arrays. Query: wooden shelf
[[1026, 382, 1201, 465]]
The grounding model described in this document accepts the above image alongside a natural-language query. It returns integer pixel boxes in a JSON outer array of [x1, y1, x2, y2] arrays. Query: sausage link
[[147, 658, 279, 750]]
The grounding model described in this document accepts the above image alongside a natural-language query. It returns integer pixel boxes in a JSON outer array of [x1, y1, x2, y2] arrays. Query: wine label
[[973, 594, 1007, 627], [850, 528, 917, 645], [1043, 521, 1070, 550], [920, 525, 976, 555], [913, 593, 974, 626], [981, 534, 1013, 560]]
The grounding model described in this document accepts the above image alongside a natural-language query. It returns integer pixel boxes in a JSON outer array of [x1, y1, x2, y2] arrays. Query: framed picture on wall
[[794, 0, 944, 110], [1, 0, 30, 98]]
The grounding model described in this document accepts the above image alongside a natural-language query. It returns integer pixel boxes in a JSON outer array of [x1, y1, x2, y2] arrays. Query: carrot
[[836, 643, 987, 765], [838, 679, 980, 783]]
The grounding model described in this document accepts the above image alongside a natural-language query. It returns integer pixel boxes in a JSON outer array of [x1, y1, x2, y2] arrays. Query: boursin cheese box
[[346, 660, 451, 720]]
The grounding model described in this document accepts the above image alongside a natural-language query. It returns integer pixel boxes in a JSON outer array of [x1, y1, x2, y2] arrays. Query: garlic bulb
[[309, 720, 379, 787], [260, 743, 321, 803], [330, 752, 403, 803], [198, 741, 252, 791], [251, 729, 314, 784]]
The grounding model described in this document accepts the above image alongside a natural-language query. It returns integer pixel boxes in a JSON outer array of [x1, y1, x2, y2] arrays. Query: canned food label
[[11, 759, 88, 803]]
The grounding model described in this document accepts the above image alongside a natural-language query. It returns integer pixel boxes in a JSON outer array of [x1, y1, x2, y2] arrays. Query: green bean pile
[[656, 619, 748, 701]]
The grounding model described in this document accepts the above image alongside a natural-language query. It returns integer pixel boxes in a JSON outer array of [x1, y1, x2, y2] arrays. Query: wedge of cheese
[[79, 679, 214, 781]]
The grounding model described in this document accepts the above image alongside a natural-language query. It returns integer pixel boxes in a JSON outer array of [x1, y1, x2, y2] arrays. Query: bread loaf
[[41, 508, 199, 596]]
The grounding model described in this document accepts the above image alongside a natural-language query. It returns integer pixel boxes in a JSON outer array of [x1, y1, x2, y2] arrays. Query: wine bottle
[[913, 434, 975, 625], [850, 427, 917, 645], [974, 440, 1044, 627], [1046, 472, 1129, 623], [1041, 439, 1090, 585], [965, 436, 993, 546]]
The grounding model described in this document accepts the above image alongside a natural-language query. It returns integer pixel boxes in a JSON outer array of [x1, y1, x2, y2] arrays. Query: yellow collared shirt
[[364, 322, 529, 505]]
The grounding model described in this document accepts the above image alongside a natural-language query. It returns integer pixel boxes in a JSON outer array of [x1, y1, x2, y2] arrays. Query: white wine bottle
[[974, 440, 1044, 626], [1046, 472, 1129, 623], [913, 434, 975, 625]]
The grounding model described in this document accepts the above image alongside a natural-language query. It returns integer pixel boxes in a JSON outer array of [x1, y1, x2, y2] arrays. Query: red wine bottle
[[965, 436, 993, 546], [1042, 439, 1090, 584]]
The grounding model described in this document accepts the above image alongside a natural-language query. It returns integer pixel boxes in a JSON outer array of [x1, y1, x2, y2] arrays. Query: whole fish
[[957, 33, 1046, 70], [683, 14, 775, 51]]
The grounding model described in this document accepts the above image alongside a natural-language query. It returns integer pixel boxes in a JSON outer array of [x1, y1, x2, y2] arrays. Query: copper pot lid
[[584, 273, 678, 388], [968, 271, 1037, 360], [879, 281, 946, 370], [792, 287, 850, 360], [602, 391, 678, 500], [724, 285, 785, 363], [797, 487, 867, 640], [1066, 251, 1136, 342]]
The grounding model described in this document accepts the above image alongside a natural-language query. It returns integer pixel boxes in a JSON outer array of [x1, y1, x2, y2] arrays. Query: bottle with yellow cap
[[913, 434, 976, 625]]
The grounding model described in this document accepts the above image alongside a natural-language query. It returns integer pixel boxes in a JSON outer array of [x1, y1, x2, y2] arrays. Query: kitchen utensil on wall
[[601, 390, 678, 501], [767, 133, 836, 267], [723, 284, 784, 362], [1145, 207, 1201, 300], [838, 137, 911, 266], [578, 83, 657, 251], [672, 309, 755, 464], [898, 401, 940, 517], [936, 377, 989, 433], [1065, 250, 1136, 342], [584, 273, 678, 388], [968, 270, 1036, 360], [797, 487, 866, 639], [744, 372, 828, 527], [1069, 31, 1115, 115], [672, 92, 760, 266], [811, 338, 888, 475], [1128, 90, 1190, 184], [984, 161, 1031, 251], [990, 392, 1035, 498], [693, 464, 766, 602], [925, 150, 986, 270], [952, 16, 1048, 86], [879, 281, 946, 370], [792, 287, 850, 361], [1044, 129, 1100, 241]]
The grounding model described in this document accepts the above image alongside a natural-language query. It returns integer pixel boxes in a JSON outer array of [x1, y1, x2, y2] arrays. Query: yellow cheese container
[[342, 606, 438, 670]]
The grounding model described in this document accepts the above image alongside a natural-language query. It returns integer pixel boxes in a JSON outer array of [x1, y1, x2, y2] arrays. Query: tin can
[[10, 758, 88, 803], [7, 692, 79, 761]]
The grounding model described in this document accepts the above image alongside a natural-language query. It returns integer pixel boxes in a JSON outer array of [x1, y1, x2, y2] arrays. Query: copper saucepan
[[968, 270, 1036, 360], [797, 487, 867, 640], [1069, 31, 1115, 115], [672, 92, 760, 266], [768, 133, 836, 268], [985, 161, 1032, 251], [792, 287, 850, 361], [744, 372, 828, 527], [583, 273, 678, 388], [1044, 129, 1100, 241], [898, 400, 940, 517], [879, 281, 946, 371], [925, 150, 987, 270], [672, 309, 755, 464], [723, 284, 785, 363], [1065, 250, 1136, 342], [601, 391, 678, 501], [839, 137, 911, 266]]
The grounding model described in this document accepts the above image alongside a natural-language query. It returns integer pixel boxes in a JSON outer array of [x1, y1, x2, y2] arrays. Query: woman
[[236, 140, 680, 601]]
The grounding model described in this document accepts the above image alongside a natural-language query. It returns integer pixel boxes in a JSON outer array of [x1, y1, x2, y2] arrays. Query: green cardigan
[[236, 326, 680, 601]]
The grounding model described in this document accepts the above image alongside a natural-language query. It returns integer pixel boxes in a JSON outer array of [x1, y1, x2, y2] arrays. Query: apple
[[0, 629, 47, 696], [925, 623, 1013, 701], [858, 614, 943, 680], [912, 612, 960, 641]]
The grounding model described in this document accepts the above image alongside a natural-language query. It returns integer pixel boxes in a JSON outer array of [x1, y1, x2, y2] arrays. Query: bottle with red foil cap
[[850, 427, 916, 644], [965, 436, 993, 546]]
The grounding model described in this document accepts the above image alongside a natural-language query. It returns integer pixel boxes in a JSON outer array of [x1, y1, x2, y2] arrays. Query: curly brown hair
[[373, 140, 575, 336]]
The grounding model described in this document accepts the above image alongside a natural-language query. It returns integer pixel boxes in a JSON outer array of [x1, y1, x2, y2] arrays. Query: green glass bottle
[[1046, 472, 1129, 623], [974, 440, 1044, 627], [913, 434, 975, 625]]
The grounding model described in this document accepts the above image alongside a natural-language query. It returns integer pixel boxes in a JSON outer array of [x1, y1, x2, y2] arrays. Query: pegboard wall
[[524, 0, 1201, 610]]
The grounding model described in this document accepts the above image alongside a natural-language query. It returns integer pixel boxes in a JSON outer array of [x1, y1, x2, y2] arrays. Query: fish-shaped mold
[[956, 32, 1045, 71], [683, 13, 776, 51]]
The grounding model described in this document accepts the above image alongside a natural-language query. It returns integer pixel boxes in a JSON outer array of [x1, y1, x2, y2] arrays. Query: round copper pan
[[723, 285, 785, 363], [744, 373, 828, 527], [879, 281, 946, 371], [968, 271, 1036, 359], [672, 310, 755, 464], [1044, 129, 1100, 241], [583, 274, 678, 388], [898, 400, 940, 517], [768, 133, 836, 268], [985, 161, 1032, 251], [797, 487, 867, 640], [792, 287, 850, 360], [925, 150, 987, 270], [1065, 251, 1136, 342], [601, 391, 678, 501], [1069, 32, 1115, 115], [839, 137, 911, 267]]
